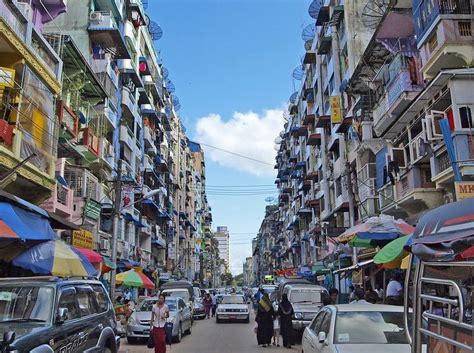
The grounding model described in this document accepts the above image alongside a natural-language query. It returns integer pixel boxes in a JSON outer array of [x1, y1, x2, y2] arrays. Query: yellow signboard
[[0, 67, 15, 88], [330, 95, 342, 124], [72, 229, 94, 249], [455, 181, 474, 201]]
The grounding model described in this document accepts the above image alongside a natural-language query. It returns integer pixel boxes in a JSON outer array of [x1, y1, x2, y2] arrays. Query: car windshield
[[164, 291, 189, 302], [289, 289, 321, 303], [138, 299, 157, 312], [334, 311, 409, 344], [0, 286, 54, 324], [221, 296, 244, 304], [138, 299, 177, 312]]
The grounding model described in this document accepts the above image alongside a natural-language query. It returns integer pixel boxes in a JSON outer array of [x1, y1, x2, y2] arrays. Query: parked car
[[126, 297, 192, 344], [216, 295, 249, 323], [161, 288, 194, 322], [193, 301, 206, 320], [301, 304, 411, 353], [283, 284, 328, 332], [0, 277, 120, 353]]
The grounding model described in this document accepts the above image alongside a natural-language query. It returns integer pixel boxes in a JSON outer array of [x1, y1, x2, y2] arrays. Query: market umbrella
[[116, 269, 155, 289], [336, 215, 414, 246], [101, 256, 116, 274], [374, 235, 412, 267], [12, 240, 98, 277], [411, 198, 474, 261], [74, 247, 103, 263]]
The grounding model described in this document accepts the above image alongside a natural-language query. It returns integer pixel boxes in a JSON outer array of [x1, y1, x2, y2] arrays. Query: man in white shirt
[[211, 291, 217, 317], [386, 275, 403, 305]]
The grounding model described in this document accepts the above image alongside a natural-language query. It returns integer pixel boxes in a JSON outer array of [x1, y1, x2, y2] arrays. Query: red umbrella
[[74, 247, 103, 264]]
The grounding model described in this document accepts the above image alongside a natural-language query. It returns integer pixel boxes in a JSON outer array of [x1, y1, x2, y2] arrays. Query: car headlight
[[128, 316, 137, 325], [294, 312, 303, 319]]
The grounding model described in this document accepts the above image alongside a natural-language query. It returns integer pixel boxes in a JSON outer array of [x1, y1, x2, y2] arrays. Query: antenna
[[308, 0, 324, 19], [147, 16, 163, 41], [165, 78, 175, 93], [161, 66, 169, 79], [302, 23, 316, 42], [292, 66, 304, 81], [289, 92, 298, 104], [362, 0, 390, 29]]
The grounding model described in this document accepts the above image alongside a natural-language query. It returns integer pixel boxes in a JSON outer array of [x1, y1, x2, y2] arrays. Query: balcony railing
[[120, 125, 134, 150], [378, 183, 396, 209], [414, 0, 471, 40], [42, 182, 74, 218], [100, 137, 114, 168], [64, 167, 100, 201]]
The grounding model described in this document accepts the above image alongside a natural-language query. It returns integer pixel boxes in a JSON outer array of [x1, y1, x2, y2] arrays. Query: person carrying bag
[[149, 294, 169, 353]]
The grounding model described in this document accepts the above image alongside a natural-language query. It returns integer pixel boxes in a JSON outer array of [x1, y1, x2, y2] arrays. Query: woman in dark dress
[[277, 294, 294, 348], [255, 292, 275, 347]]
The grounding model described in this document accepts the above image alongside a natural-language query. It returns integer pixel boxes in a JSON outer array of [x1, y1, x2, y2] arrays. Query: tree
[[220, 272, 233, 286], [234, 273, 244, 287]]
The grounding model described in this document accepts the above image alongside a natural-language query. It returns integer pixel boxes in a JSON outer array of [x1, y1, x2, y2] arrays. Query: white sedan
[[302, 304, 411, 353], [216, 295, 250, 323]]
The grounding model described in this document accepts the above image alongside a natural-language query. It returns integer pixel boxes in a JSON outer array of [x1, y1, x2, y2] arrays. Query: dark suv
[[0, 277, 120, 353]]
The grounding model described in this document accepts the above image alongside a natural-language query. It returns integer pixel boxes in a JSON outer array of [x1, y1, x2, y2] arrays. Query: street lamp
[[109, 159, 161, 298]]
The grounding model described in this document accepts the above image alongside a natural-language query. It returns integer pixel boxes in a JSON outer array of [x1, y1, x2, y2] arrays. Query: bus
[[404, 199, 473, 353]]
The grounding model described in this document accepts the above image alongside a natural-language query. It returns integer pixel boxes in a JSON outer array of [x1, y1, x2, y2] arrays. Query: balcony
[[143, 125, 154, 148], [357, 163, 377, 202], [121, 86, 139, 120], [373, 54, 424, 136], [42, 182, 74, 218], [64, 167, 100, 201], [88, 11, 129, 59], [99, 137, 115, 169], [413, 0, 471, 43], [307, 133, 322, 146], [56, 100, 79, 139], [0, 0, 62, 93], [378, 183, 396, 211], [120, 125, 134, 151], [144, 154, 154, 172], [76, 128, 100, 160]]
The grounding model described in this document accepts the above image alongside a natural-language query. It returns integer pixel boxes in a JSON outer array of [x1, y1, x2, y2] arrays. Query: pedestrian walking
[[211, 291, 217, 317], [272, 315, 280, 347], [203, 293, 213, 319], [277, 294, 294, 349], [255, 292, 275, 347], [150, 294, 169, 353]]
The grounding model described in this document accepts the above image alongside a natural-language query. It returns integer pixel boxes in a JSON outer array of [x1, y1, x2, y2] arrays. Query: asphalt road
[[119, 311, 301, 353]]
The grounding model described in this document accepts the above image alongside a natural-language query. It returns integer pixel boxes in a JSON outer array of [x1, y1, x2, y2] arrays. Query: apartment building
[[0, 0, 212, 283], [215, 226, 230, 272], [256, 0, 473, 287]]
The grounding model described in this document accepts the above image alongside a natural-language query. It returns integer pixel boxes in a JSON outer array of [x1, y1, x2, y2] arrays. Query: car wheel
[[186, 321, 192, 335], [176, 323, 182, 343], [126, 336, 137, 344]]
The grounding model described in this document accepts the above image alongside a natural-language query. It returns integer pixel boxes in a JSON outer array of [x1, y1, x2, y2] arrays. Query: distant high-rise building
[[215, 226, 230, 272]]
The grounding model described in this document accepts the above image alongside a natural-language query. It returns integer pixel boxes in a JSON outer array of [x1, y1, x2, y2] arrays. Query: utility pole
[[110, 159, 123, 299], [345, 161, 357, 266]]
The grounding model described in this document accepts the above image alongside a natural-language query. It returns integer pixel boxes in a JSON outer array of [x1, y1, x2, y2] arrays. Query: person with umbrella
[[150, 294, 169, 353]]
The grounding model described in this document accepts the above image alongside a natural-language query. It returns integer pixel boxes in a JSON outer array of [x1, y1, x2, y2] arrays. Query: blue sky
[[150, 0, 311, 274]]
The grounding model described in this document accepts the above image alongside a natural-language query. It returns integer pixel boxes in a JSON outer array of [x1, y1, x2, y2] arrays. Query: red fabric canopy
[[74, 247, 103, 263]]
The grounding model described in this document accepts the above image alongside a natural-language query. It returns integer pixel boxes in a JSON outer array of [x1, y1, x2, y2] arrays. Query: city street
[[119, 312, 300, 353]]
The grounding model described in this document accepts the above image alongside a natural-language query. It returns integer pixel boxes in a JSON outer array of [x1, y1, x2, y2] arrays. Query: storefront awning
[[0, 202, 56, 241]]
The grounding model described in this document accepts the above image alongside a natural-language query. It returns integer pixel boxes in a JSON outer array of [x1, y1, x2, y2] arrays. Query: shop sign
[[274, 268, 297, 277], [84, 199, 101, 220], [455, 181, 474, 201], [330, 95, 342, 124], [72, 229, 93, 249]]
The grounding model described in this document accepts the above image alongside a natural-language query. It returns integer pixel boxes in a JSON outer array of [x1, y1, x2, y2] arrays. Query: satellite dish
[[171, 95, 181, 111], [362, 0, 390, 29], [302, 23, 316, 41], [304, 40, 313, 51], [165, 78, 175, 93], [147, 18, 163, 40], [289, 92, 298, 104], [279, 130, 285, 138], [283, 110, 290, 120], [161, 66, 169, 79], [308, 0, 323, 19], [292, 65, 304, 81]]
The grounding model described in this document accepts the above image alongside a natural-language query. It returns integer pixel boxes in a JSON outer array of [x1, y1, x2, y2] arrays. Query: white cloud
[[194, 109, 284, 177]]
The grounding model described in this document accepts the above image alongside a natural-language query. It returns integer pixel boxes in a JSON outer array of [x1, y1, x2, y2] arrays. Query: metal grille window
[[438, 152, 450, 173], [458, 22, 472, 36]]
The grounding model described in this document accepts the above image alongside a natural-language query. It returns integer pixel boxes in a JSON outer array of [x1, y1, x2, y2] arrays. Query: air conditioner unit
[[90, 12, 103, 22], [99, 238, 109, 250]]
